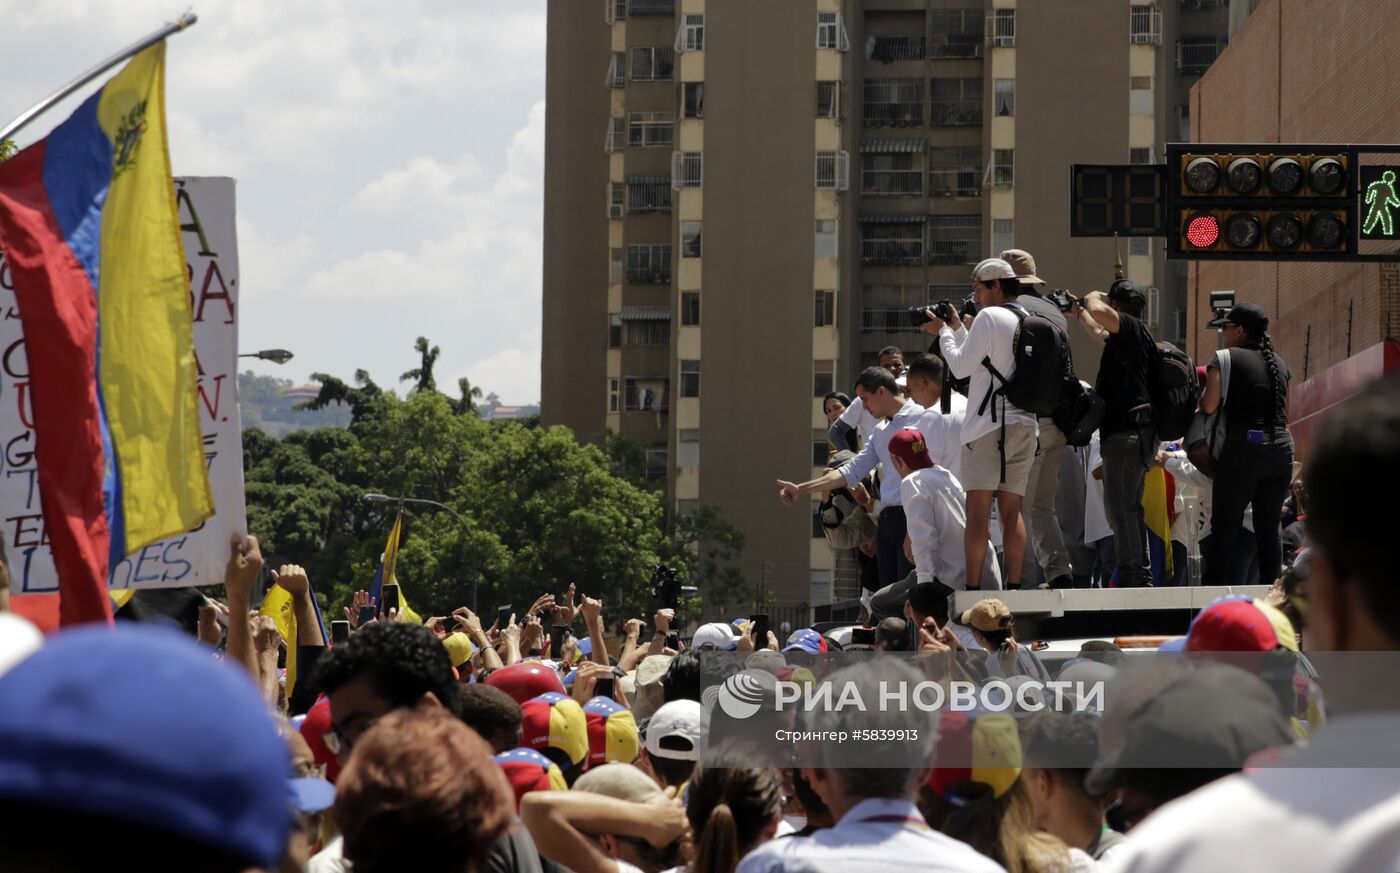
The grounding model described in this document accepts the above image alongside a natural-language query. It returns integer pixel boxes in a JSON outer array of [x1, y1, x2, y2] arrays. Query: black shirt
[[1095, 312, 1155, 435], [1214, 345, 1291, 433]]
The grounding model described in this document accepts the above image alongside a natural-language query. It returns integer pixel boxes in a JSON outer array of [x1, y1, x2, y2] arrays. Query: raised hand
[[581, 595, 603, 630], [273, 564, 310, 597], [777, 480, 800, 506], [654, 608, 674, 634], [224, 533, 263, 604], [345, 589, 374, 628]]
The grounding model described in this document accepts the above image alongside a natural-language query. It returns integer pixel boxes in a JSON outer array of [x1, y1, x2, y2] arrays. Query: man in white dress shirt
[[828, 346, 907, 450], [779, 367, 924, 589]]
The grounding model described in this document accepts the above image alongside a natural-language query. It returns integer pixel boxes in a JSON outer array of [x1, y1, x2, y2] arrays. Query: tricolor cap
[[298, 696, 343, 782], [484, 661, 568, 704], [441, 632, 475, 668], [494, 747, 567, 810], [926, 710, 1022, 800], [781, 628, 829, 654], [972, 257, 1017, 282], [1185, 596, 1298, 653], [887, 427, 934, 473], [520, 692, 589, 772], [583, 696, 640, 766]]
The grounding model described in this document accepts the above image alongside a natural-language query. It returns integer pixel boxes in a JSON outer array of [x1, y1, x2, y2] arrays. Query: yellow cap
[[442, 632, 475, 668]]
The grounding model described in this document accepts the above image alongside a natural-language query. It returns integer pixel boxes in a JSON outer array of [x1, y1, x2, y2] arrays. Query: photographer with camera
[[917, 258, 1037, 590], [1072, 280, 1155, 588], [1000, 249, 1076, 590]]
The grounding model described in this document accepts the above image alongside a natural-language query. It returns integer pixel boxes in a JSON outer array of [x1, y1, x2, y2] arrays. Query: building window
[[814, 360, 835, 398], [929, 146, 982, 197], [609, 378, 620, 413], [863, 79, 924, 127], [928, 215, 981, 265], [812, 432, 831, 468], [930, 77, 983, 125], [676, 499, 699, 516], [678, 429, 700, 469], [992, 219, 1014, 255], [609, 182, 626, 219], [678, 13, 704, 52], [606, 0, 626, 24], [816, 150, 850, 190], [1130, 236, 1150, 256], [681, 221, 702, 258], [605, 116, 625, 153], [860, 217, 925, 265], [680, 291, 700, 326], [629, 0, 675, 15], [862, 151, 923, 196], [626, 177, 672, 213], [817, 81, 841, 119], [626, 244, 672, 284], [680, 360, 700, 398], [624, 377, 669, 412], [644, 446, 669, 480], [609, 314, 622, 348], [1130, 79, 1153, 115], [815, 290, 836, 327], [628, 112, 674, 147], [816, 12, 850, 51], [610, 249, 625, 285], [631, 47, 675, 82], [1178, 103, 1191, 141], [1176, 38, 1222, 75], [866, 34, 925, 63], [815, 220, 838, 259], [1131, 5, 1163, 45], [683, 82, 704, 118], [1130, 147, 1153, 164], [672, 151, 703, 188], [994, 79, 1015, 117], [991, 8, 1016, 47], [929, 9, 983, 59], [992, 149, 1014, 187], [624, 317, 670, 346], [606, 53, 626, 88]]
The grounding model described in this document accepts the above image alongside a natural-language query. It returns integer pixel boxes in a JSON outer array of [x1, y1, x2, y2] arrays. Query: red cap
[[1185, 598, 1297, 653], [299, 696, 342, 782], [888, 428, 934, 472], [484, 661, 567, 705]]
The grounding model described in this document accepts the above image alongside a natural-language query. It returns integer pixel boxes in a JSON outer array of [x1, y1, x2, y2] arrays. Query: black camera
[[908, 306, 934, 326], [1047, 289, 1077, 313]]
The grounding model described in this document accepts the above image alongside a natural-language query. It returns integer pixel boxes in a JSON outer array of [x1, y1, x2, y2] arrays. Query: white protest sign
[[0, 176, 246, 592]]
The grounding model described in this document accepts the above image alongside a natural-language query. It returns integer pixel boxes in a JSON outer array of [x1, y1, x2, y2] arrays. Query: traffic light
[[1166, 145, 1352, 260]]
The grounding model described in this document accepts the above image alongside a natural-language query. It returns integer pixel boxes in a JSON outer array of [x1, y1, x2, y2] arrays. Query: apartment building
[[542, 0, 1234, 619]]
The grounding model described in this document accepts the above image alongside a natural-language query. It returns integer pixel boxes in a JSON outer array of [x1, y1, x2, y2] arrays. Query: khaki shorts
[[960, 424, 1037, 496]]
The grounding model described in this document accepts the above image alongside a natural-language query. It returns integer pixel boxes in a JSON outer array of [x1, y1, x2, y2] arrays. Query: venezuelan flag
[[369, 513, 423, 625], [0, 44, 212, 626], [1142, 466, 1176, 586]]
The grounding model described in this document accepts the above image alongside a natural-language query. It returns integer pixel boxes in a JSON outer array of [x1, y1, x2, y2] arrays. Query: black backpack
[[981, 304, 1070, 418], [1147, 342, 1200, 442], [1053, 380, 1106, 447]]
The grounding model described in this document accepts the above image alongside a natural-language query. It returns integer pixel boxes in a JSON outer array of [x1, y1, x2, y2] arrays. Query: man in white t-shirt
[[903, 353, 967, 479], [888, 427, 999, 590], [919, 257, 1037, 590]]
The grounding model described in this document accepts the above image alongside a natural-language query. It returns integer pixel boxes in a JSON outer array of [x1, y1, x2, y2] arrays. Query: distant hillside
[[239, 371, 352, 435]]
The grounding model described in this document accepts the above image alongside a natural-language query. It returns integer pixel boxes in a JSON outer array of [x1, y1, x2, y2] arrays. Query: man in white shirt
[[736, 660, 1005, 873], [780, 367, 924, 589], [1102, 377, 1400, 873], [887, 427, 999, 590], [829, 346, 907, 450], [919, 258, 1037, 590], [903, 353, 967, 479]]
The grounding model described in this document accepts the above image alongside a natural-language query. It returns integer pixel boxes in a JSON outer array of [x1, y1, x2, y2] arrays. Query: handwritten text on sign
[[0, 176, 247, 592]]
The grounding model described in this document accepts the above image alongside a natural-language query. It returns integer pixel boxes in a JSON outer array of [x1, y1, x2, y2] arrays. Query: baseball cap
[[1185, 596, 1298, 653], [645, 699, 704, 761], [999, 249, 1045, 285], [927, 711, 1023, 800], [299, 696, 343, 782], [583, 695, 640, 766], [959, 598, 1013, 633], [691, 622, 738, 651], [574, 762, 662, 802], [1085, 679, 1294, 797], [484, 661, 568, 704], [520, 692, 589, 772], [442, 631, 475, 668], [495, 747, 567, 809], [782, 628, 829, 654], [1207, 301, 1270, 331], [971, 257, 1017, 282], [0, 624, 291, 869], [1107, 278, 1147, 305], [0, 612, 42, 678], [887, 427, 934, 473]]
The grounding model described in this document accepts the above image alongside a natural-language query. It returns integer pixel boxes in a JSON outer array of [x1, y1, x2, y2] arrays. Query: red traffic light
[[1185, 213, 1221, 248]]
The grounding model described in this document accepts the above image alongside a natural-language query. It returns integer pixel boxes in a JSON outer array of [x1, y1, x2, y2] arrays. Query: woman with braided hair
[[1198, 303, 1294, 586]]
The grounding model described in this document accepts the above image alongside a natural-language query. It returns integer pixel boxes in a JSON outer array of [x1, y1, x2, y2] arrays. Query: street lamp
[[239, 348, 295, 365], [362, 493, 473, 608]]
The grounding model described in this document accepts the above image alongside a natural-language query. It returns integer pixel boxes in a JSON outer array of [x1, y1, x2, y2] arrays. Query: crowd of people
[[0, 365, 1395, 872], [783, 250, 1303, 615]]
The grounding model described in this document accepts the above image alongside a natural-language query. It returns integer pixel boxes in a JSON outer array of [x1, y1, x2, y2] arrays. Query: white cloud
[[449, 333, 542, 407]]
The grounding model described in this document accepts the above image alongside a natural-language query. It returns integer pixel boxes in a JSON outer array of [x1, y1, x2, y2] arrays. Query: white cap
[[0, 613, 43, 678], [690, 622, 737, 651], [645, 699, 704, 761], [971, 257, 1017, 281]]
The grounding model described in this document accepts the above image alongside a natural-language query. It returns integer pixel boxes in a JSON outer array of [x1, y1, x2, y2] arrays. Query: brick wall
[[1186, 0, 1400, 376]]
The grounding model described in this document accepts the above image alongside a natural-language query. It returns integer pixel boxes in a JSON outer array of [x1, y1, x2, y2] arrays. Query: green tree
[[451, 376, 483, 416], [296, 368, 382, 422], [401, 336, 441, 394], [667, 506, 750, 622], [0, 140, 15, 162]]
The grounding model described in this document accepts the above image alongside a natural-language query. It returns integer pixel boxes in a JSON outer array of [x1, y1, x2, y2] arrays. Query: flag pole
[[0, 12, 198, 144]]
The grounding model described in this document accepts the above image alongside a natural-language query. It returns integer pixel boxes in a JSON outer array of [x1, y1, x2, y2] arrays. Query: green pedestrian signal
[[1361, 167, 1400, 238]]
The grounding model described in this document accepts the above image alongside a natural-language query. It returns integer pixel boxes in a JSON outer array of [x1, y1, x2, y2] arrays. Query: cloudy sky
[[1, 0, 547, 404]]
